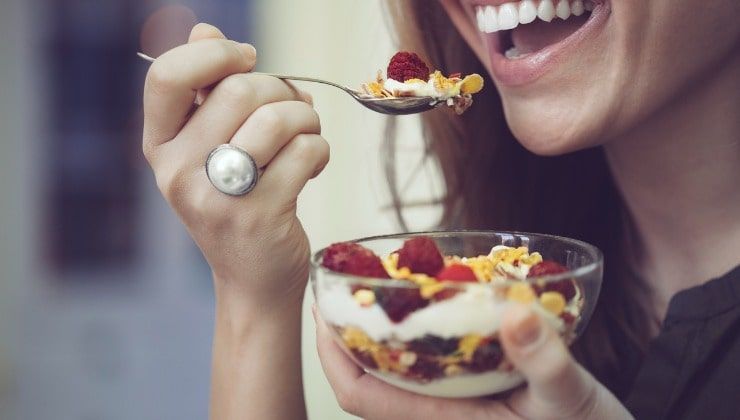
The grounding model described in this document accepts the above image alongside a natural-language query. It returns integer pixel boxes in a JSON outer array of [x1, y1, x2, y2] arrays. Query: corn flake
[[540, 292, 566, 315], [507, 283, 536, 304]]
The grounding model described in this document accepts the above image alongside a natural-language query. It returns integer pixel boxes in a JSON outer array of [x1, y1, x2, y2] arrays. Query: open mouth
[[465, 0, 610, 86]]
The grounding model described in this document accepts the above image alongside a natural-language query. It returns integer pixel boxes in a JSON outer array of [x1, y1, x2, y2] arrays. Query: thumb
[[500, 305, 595, 413], [188, 23, 229, 105]]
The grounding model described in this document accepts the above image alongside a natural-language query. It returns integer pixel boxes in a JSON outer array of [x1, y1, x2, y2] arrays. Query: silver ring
[[206, 144, 259, 196]]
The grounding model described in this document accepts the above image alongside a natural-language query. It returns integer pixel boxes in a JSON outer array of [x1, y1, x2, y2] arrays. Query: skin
[[143, 24, 326, 419], [142, 0, 740, 414], [440, 0, 740, 316]]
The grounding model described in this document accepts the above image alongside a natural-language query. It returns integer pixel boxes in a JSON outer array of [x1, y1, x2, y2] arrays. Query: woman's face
[[440, 0, 740, 155]]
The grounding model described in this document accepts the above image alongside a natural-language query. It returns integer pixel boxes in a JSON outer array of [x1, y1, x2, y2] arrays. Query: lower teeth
[[505, 47, 522, 59]]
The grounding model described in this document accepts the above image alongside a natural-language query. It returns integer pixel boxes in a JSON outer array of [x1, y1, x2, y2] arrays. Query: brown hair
[[384, 1, 655, 398]]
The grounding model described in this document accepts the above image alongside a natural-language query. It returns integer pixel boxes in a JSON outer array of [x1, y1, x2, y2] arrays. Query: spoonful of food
[[137, 52, 450, 116]]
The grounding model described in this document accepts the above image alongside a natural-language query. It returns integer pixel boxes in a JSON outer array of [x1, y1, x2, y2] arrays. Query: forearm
[[210, 283, 307, 420]]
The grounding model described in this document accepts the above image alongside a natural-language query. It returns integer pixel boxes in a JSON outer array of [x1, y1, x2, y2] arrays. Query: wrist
[[213, 272, 305, 335]]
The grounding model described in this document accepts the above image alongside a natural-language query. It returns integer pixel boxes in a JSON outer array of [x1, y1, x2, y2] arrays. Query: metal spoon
[[137, 52, 442, 115]]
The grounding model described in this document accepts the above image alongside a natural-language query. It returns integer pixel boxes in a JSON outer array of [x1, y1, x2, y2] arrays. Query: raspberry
[[407, 335, 459, 356], [322, 242, 390, 279], [374, 287, 428, 323], [528, 261, 568, 277], [432, 289, 460, 302], [397, 237, 444, 276], [387, 52, 431, 82], [407, 357, 444, 381], [436, 264, 477, 282], [466, 339, 503, 373], [528, 261, 577, 301]]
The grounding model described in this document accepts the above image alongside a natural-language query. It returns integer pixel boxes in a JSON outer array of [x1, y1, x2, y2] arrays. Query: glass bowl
[[310, 231, 603, 398]]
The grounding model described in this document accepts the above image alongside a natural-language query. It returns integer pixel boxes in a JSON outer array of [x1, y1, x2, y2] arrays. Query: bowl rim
[[310, 230, 604, 289]]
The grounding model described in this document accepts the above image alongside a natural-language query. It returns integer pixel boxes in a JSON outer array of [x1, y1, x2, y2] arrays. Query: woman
[[141, 0, 740, 418]]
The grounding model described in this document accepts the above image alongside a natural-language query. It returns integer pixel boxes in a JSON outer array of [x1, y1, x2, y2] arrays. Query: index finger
[[142, 38, 256, 150]]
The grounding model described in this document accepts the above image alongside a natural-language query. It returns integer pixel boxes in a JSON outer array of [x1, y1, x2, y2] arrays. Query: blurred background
[[0, 0, 443, 419]]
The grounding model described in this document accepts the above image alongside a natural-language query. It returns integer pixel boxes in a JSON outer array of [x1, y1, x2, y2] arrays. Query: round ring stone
[[205, 145, 259, 196]]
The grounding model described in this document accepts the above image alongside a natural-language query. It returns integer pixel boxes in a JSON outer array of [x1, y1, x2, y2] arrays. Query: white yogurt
[[383, 78, 457, 100], [317, 282, 564, 342]]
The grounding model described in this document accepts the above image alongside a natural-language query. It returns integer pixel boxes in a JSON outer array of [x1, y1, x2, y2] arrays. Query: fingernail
[[511, 307, 543, 349]]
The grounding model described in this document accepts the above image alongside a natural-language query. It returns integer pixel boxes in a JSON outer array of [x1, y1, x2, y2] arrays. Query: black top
[[625, 265, 740, 420]]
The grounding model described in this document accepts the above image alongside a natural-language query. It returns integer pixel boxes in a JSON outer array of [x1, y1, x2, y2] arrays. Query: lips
[[464, 0, 610, 86]]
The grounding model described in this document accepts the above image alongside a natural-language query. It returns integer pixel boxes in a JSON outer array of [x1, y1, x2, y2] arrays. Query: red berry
[[407, 357, 444, 381], [528, 261, 577, 301], [547, 280, 578, 301], [528, 261, 568, 277], [322, 242, 390, 279], [397, 237, 444, 276], [387, 52, 431, 82], [466, 339, 503, 373], [408, 335, 459, 356], [375, 287, 428, 323], [432, 289, 460, 302], [436, 264, 477, 282]]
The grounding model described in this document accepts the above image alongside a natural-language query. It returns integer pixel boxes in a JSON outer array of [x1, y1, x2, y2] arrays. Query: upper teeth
[[475, 0, 593, 34]]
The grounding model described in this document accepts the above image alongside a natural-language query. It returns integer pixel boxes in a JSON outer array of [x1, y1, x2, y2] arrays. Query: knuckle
[[297, 135, 330, 169], [189, 185, 216, 217], [191, 188, 229, 226], [221, 39, 255, 64], [312, 109, 322, 133], [291, 134, 319, 156], [179, 183, 235, 232], [217, 74, 256, 105], [146, 61, 177, 96], [315, 137, 330, 165], [214, 39, 241, 64], [155, 166, 189, 203], [251, 105, 284, 138], [298, 103, 321, 133]]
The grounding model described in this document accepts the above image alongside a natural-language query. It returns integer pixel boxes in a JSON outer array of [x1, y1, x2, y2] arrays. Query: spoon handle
[[137, 52, 356, 94], [259, 74, 355, 94]]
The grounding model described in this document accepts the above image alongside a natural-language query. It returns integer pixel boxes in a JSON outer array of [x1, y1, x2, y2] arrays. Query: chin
[[500, 94, 605, 156]]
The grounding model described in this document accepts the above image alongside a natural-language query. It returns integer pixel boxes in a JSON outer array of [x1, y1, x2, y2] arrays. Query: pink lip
[[478, 2, 611, 87]]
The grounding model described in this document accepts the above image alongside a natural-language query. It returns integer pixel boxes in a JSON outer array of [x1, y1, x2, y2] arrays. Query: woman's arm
[[142, 23, 328, 420], [211, 288, 305, 420]]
